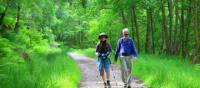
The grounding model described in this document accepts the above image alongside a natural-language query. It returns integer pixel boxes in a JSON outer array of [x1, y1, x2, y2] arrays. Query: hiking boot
[[124, 83, 127, 88], [104, 82, 107, 87], [107, 80, 111, 87], [127, 85, 131, 88]]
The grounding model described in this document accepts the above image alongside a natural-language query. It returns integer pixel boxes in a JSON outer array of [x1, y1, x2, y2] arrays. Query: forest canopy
[[0, 0, 199, 61]]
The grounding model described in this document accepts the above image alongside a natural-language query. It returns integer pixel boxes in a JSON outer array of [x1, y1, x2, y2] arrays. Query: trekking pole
[[96, 67, 100, 85], [111, 64, 118, 87]]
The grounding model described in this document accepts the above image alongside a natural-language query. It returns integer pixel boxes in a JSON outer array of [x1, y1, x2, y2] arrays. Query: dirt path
[[69, 52, 146, 88]]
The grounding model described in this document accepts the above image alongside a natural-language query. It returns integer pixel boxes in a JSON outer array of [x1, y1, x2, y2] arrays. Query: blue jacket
[[115, 37, 138, 61]]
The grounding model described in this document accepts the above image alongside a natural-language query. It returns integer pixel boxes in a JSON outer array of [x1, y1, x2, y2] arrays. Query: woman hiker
[[96, 33, 112, 87]]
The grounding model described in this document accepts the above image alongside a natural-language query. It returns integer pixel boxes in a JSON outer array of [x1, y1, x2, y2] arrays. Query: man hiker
[[96, 33, 112, 87], [114, 28, 138, 88]]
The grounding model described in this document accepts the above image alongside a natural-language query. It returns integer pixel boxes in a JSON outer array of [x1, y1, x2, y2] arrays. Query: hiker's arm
[[131, 39, 138, 59], [95, 43, 101, 57], [106, 43, 112, 57], [114, 39, 120, 62]]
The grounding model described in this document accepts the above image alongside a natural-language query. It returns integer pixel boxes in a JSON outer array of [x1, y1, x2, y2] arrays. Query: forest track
[[69, 52, 146, 88]]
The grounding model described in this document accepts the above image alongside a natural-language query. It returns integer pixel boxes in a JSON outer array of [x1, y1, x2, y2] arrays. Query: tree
[[179, 0, 185, 55], [145, 0, 154, 53], [14, 6, 20, 32], [131, 5, 141, 53], [185, 0, 192, 55], [161, 0, 168, 53], [173, 0, 179, 54], [168, 0, 173, 53], [191, 0, 199, 63]]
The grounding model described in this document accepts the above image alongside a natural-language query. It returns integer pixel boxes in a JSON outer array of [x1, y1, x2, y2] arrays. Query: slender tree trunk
[[109, 30, 112, 43], [14, 6, 20, 32], [132, 6, 141, 53], [161, 0, 168, 53], [179, 0, 185, 55], [130, 7, 135, 39], [185, 0, 192, 56], [168, 0, 173, 54], [121, 10, 128, 27], [150, 7, 155, 54], [173, 0, 179, 54], [145, 7, 152, 53], [79, 31, 82, 48], [191, 0, 199, 63]]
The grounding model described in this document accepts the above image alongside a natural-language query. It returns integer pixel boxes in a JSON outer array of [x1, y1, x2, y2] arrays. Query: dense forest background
[[1, 0, 199, 63], [0, 0, 200, 87]]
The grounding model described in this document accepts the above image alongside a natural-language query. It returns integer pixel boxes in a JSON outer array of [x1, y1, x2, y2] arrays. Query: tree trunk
[[132, 6, 141, 53], [121, 10, 128, 27], [130, 7, 135, 40], [185, 0, 192, 56], [109, 30, 112, 43], [173, 0, 179, 54], [161, 0, 168, 53], [150, 7, 155, 54], [179, 0, 185, 55], [168, 0, 173, 54], [191, 0, 199, 63], [145, 7, 152, 53], [14, 6, 20, 32]]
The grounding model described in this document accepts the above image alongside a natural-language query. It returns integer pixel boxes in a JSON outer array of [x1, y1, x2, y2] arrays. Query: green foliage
[[76, 48, 96, 58], [134, 54, 200, 88], [0, 48, 81, 88], [0, 29, 81, 88], [0, 37, 15, 59]]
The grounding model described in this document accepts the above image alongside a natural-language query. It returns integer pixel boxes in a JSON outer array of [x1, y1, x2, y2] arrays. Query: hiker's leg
[[126, 56, 133, 86], [101, 69, 107, 86], [120, 56, 128, 84], [106, 71, 110, 80], [104, 59, 111, 87], [98, 58, 106, 82], [100, 70, 106, 82], [105, 59, 110, 80], [103, 62, 108, 82]]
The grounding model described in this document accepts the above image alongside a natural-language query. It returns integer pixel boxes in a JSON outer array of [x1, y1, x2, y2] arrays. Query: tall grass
[[0, 47, 81, 88], [76, 48, 96, 58], [134, 54, 200, 88], [0, 29, 81, 88], [77, 48, 200, 88]]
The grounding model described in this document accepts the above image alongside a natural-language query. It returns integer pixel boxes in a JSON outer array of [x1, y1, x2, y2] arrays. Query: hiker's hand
[[97, 53, 101, 57], [133, 59, 138, 64], [113, 61, 117, 64]]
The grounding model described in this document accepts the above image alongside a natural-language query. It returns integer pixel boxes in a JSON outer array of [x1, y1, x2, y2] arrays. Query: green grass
[[0, 47, 81, 88], [0, 29, 81, 88], [134, 54, 200, 88], [76, 48, 97, 58], [77, 48, 200, 88]]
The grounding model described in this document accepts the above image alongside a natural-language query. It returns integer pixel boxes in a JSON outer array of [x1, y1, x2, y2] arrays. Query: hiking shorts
[[97, 57, 110, 74]]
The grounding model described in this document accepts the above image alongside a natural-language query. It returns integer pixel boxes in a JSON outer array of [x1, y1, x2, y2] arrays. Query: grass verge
[[0, 47, 81, 88]]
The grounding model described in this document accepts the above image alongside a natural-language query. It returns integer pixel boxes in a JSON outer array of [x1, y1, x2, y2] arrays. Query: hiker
[[114, 28, 138, 88], [96, 33, 112, 87]]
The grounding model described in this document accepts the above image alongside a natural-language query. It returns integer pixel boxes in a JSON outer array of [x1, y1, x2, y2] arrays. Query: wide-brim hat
[[98, 33, 108, 39]]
